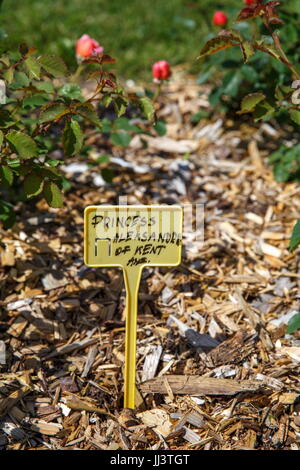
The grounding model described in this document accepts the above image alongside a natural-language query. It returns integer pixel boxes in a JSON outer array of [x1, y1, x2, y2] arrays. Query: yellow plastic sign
[[84, 205, 183, 408]]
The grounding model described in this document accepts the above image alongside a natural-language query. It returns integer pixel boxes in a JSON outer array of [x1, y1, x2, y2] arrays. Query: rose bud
[[212, 11, 228, 26], [76, 34, 104, 59], [152, 60, 171, 81]]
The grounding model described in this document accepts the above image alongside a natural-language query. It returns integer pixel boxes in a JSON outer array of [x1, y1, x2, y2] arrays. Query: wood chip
[[140, 376, 267, 396]]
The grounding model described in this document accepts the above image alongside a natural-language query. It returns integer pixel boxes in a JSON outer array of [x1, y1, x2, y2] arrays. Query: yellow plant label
[[84, 205, 183, 408]]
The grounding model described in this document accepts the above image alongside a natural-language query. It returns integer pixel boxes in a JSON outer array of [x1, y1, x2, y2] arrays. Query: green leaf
[[190, 110, 209, 124], [23, 94, 49, 109], [198, 36, 239, 59], [139, 97, 154, 121], [289, 109, 300, 125], [113, 96, 128, 117], [254, 100, 275, 121], [0, 110, 14, 128], [223, 71, 242, 98], [240, 41, 254, 63], [7, 157, 20, 168], [0, 130, 3, 147], [275, 84, 292, 101], [59, 83, 82, 100], [154, 120, 167, 136], [43, 181, 63, 208], [101, 168, 114, 183], [254, 42, 281, 61], [37, 54, 67, 77], [110, 130, 131, 148], [42, 167, 62, 181], [96, 154, 110, 164], [6, 131, 38, 158], [0, 200, 15, 229], [11, 71, 30, 88], [289, 220, 300, 251], [76, 103, 102, 127], [24, 172, 44, 197], [36, 81, 55, 93], [39, 103, 68, 123], [238, 92, 266, 114], [287, 312, 300, 334], [3, 67, 14, 84], [25, 57, 41, 79], [115, 117, 140, 132], [63, 119, 83, 156], [0, 165, 13, 187]]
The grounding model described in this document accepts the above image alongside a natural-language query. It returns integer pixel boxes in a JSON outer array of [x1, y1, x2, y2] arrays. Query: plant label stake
[[84, 205, 183, 409]]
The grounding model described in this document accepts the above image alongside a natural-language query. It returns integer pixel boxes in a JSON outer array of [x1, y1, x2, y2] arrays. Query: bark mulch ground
[[1, 71, 300, 450]]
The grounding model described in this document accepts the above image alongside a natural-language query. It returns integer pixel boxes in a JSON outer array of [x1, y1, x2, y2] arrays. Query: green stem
[[265, 22, 300, 80], [153, 82, 162, 103]]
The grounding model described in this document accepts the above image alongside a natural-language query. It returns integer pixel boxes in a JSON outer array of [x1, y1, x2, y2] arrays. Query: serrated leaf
[[220, 29, 243, 43], [43, 181, 63, 208], [6, 131, 38, 158], [236, 7, 261, 22], [139, 97, 154, 121], [289, 220, 300, 251], [37, 54, 67, 77], [238, 92, 266, 114], [63, 119, 83, 156], [24, 172, 44, 197], [12, 71, 30, 88], [25, 57, 41, 79], [254, 42, 281, 61], [254, 100, 275, 121], [59, 83, 82, 100], [39, 103, 68, 123], [289, 109, 300, 125], [240, 41, 254, 63], [76, 103, 101, 127], [23, 94, 49, 109], [0, 165, 13, 187], [36, 81, 55, 93], [110, 130, 131, 148], [3, 67, 13, 84], [112, 96, 128, 117], [42, 167, 61, 181], [287, 312, 300, 334], [198, 36, 239, 59]]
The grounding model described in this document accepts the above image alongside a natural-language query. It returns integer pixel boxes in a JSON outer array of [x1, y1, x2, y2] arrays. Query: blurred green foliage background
[[1, 0, 241, 79]]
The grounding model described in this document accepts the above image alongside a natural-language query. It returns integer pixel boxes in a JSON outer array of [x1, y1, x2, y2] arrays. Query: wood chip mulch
[[1, 71, 300, 450]]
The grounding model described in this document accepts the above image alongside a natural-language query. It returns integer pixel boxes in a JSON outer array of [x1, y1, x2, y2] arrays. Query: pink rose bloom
[[76, 34, 104, 58], [152, 60, 171, 81]]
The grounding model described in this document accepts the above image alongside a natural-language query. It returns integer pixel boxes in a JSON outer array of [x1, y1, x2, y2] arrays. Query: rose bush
[[0, 41, 154, 227], [198, 0, 300, 253]]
